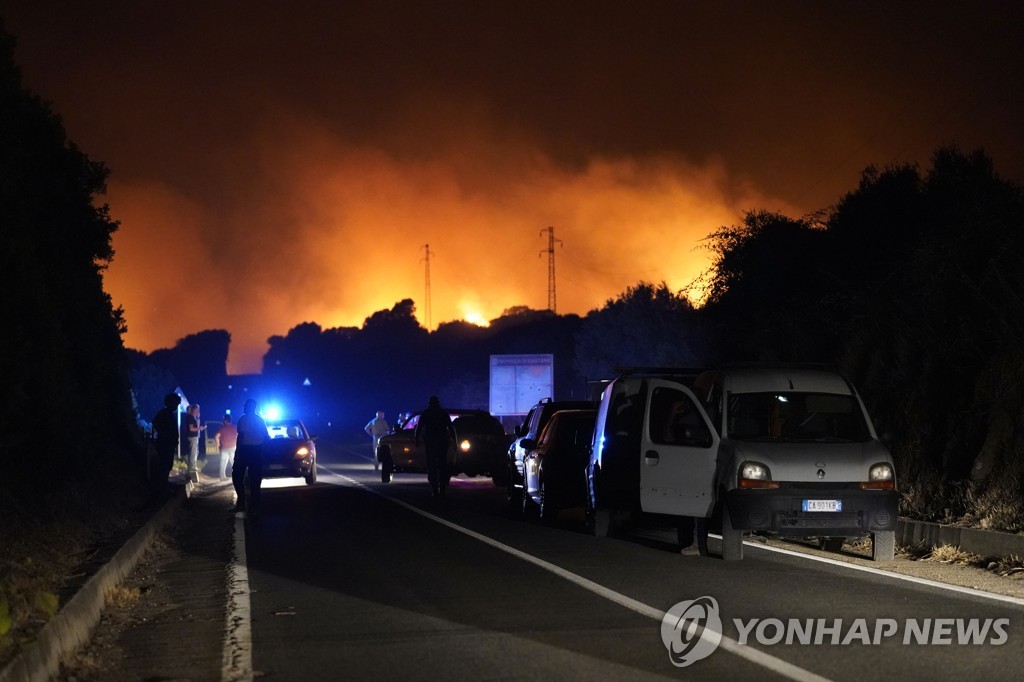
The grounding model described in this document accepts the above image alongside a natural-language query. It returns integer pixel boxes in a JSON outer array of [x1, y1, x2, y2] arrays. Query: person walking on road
[[232, 398, 268, 516], [216, 414, 238, 480], [364, 410, 390, 470], [151, 392, 181, 499], [414, 395, 456, 498]]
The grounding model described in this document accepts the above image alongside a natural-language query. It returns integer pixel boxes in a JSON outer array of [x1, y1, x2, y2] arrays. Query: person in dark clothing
[[151, 393, 181, 499], [414, 395, 456, 498], [232, 398, 268, 516]]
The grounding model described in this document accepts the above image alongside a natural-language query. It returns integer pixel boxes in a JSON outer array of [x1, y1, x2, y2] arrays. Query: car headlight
[[738, 461, 779, 489], [460, 439, 471, 452], [861, 462, 895, 490], [295, 446, 310, 458]]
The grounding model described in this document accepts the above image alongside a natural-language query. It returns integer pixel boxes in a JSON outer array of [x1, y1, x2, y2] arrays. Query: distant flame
[[463, 311, 489, 327]]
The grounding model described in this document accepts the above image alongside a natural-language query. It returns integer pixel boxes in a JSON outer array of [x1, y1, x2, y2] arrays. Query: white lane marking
[[222, 515, 254, 682], [742, 540, 1024, 608], [338, 474, 830, 682]]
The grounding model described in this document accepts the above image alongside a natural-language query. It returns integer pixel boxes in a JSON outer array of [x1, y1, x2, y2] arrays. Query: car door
[[639, 379, 720, 517]]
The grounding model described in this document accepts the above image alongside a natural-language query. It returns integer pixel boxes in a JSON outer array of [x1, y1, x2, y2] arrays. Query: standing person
[[232, 398, 268, 516], [364, 410, 390, 470], [150, 393, 181, 499], [182, 403, 202, 481], [216, 414, 238, 480], [414, 395, 456, 498]]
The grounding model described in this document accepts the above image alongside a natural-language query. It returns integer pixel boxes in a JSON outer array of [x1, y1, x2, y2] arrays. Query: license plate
[[803, 499, 842, 512]]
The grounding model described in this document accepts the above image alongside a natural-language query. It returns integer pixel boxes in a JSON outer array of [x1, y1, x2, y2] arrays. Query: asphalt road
[[60, 438, 1024, 681]]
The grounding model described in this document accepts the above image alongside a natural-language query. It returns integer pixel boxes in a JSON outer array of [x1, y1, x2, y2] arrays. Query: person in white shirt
[[364, 410, 390, 470]]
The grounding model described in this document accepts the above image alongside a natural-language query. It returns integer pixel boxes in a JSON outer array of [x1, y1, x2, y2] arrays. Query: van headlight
[[460, 439, 471, 452], [738, 461, 779, 489], [861, 462, 895, 490]]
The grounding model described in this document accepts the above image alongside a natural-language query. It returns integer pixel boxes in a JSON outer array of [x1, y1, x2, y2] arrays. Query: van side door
[[639, 379, 720, 517]]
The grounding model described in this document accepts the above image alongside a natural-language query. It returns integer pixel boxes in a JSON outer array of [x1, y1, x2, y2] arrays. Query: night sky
[[3, 1, 1022, 372]]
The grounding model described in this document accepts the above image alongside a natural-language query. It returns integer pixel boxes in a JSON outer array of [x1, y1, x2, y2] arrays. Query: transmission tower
[[540, 226, 562, 312], [421, 243, 432, 329]]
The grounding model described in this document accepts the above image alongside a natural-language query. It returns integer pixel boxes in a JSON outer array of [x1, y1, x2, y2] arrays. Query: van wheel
[[872, 530, 895, 561], [721, 502, 744, 560]]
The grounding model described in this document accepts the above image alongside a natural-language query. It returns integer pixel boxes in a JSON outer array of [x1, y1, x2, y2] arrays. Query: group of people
[[150, 395, 269, 516], [151, 393, 459, 513]]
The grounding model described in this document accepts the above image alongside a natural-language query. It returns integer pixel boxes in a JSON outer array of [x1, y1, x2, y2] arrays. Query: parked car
[[377, 408, 502, 483], [503, 397, 595, 496], [522, 409, 598, 521], [451, 412, 509, 477], [586, 365, 897, 561], [262, 418, 318, 485]]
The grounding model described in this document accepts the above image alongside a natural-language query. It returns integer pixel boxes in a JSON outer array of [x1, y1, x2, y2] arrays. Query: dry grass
[[901, 542, 1024, 579], [983, 554, 1024, 578], [104, 585, 141, 609], [0, 475, 153, 672], [927, 543, 977, 564]]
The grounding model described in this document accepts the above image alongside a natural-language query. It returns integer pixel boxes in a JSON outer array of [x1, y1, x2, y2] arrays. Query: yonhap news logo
[[660, 596, 724, 667], [660, 596, 1010, 668]]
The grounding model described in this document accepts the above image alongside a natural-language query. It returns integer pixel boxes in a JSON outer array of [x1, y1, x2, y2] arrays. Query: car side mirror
[[520, 438, 537, 451]]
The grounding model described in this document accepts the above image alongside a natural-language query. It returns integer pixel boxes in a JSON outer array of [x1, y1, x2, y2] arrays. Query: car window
[[453, 415, 504, 436], [648, 387, 707, 447], [561, 415, 596, 448], [727, 392, 870, 442], [525, 407, 542, 436]]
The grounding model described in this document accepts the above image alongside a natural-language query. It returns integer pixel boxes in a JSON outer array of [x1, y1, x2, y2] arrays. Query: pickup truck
[[585, 365, 898, 560]]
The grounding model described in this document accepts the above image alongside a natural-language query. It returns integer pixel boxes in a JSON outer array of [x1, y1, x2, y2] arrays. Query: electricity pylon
[[421, 243, 432, 330], [540, 226, 562, 313]]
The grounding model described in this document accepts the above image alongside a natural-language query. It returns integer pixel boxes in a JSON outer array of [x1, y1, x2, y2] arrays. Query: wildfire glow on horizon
[[102, 135, 793, 374]]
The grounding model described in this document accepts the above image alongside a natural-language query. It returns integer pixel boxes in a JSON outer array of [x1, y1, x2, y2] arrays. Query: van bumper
[[724, 486, 898, 535]]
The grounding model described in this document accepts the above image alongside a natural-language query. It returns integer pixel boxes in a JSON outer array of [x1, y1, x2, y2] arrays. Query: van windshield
[[726, 392, 871, 442]]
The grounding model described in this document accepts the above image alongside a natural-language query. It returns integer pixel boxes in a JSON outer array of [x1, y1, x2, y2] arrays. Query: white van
[[585, 365, 897, 560]]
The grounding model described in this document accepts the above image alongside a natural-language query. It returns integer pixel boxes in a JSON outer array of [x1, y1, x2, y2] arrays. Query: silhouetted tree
[[700, 211, 834, 363], [0, 25, 141, 513], [575, 282, 702, 379]]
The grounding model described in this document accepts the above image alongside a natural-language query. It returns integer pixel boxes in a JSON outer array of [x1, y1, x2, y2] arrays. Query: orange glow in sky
[[11, 4, 1014, 375], [102, 117, 797, 374]]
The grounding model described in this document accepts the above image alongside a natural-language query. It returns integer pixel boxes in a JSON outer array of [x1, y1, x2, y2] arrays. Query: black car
[[377, 409, 507, 483], [522, 409, 598, 522], [451, 413, 509, 477], [502, 398, 595, 495]]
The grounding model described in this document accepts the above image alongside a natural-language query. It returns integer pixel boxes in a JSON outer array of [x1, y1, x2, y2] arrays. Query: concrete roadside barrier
[[896, 517, 1024, 559]]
